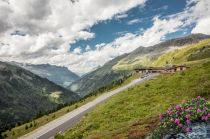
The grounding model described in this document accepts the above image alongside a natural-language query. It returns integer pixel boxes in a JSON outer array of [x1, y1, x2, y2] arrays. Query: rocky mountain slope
[[0, 61, 79, 131], [69, 54, 131, 97], [69, 34, 210, 97], [11, 63, 80, 87], [113, 33, 210, 70]]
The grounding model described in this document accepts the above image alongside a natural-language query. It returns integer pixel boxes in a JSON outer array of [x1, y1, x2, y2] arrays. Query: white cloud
[[127, 19, 141, 25], [73, 47, 82, 54], [0, 0, 210, 75], [0, 0, 146, 74], [192, 17, 210, 35], [114, 13, 128, 20], [85, 45, 91, 51]]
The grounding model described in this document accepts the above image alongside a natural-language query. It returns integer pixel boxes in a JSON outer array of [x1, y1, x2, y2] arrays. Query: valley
[[0, 62, 79, 136], [1, 34, 210, 139], [1, 1, 210, 139]]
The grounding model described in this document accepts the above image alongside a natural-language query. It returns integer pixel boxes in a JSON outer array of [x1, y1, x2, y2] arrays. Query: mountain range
[[1, 33, 210, 133], [11, 62, 80, 88], [69, 34, 210, 97], [0, 61, 79, 131]]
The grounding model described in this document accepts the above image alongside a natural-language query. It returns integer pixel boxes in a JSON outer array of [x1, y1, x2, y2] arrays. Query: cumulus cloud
[[192, 17, 210, 35], [0, 0, 146, 74], [0, 0, 210, 75]]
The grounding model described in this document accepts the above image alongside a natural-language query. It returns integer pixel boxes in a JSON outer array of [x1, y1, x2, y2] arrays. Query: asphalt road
[[19, 74, 157, 139]]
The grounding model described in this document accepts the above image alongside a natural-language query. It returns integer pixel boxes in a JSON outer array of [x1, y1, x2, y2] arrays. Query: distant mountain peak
[[9, 62, 80, 87]]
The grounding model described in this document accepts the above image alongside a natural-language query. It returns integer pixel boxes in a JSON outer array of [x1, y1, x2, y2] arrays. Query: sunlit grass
[[62, 61, 210, 139]]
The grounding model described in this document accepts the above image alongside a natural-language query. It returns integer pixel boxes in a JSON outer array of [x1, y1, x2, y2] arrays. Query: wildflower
[[201, 116, 208, 121], [208, 113, 210, 118], [159, 114, 164, 120], [185, 114, 190, 119], [185, 127, 191, 133], [167, 108, 173, 115], [186, 119, 191, 124], [176, 105, 181, 110], [168, 111, 172, 115], [197, 108, 202, 113], [175, 118, 180, 124], [197, 96, 201, 99], [185, 107, 193, 111], [178, 123, 183, 128]]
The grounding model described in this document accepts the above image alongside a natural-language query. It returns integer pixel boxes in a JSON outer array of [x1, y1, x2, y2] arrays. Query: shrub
[[52, 114, 56, 118], [25, 125, 28, 130], [145, 84, 150, 87], [54, 133, 64, 139], [152, 96, 210, 138], [30, 123, 33, 128], [75, 105, 78, 109]]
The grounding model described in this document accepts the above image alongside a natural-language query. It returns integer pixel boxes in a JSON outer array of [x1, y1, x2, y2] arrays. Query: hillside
[[69, 34, 210, 97], [61, 40, 210, 139], [113, 33, 210, 70], [0, 62, 79, 132], [69, 54, 131, 97], [11, 62, 80, 87], [152, 38, 210, 66]]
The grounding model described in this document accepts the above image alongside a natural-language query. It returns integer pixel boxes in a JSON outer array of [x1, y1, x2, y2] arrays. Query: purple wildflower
[[186, 119, 191, 124], [185, 127, 191, 133], [197, 108, 202, 113], [175, 118, 180, 124]]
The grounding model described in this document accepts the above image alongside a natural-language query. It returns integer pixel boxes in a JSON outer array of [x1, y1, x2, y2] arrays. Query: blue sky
[[0, 0, 210, 74], [70, 0, 188, 52]]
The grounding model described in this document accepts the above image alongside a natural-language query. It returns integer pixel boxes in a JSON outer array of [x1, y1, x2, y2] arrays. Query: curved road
[[19, 74, 157, 139]]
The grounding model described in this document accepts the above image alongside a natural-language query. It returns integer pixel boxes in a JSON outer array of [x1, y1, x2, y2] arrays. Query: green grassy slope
[[113, 34, 210, 70], [152, 39, 210, 66], [62, 60, 210, 139], [61, 39, 210, 139]]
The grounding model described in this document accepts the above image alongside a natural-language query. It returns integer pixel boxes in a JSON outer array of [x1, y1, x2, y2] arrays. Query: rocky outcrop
[[164, 122, 210, 139]]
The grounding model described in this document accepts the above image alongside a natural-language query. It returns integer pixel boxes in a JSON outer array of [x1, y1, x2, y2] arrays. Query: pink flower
[[168, 111, 172, 115], [197, 96, 201, 99], [208, 113, 210, 118], [176, 105, 181, 110], [185, 107, 193, 111], [185, 114, 190, 119], [197, 108, 202, 113], [202, 116, 208, 121], [185, 127, 191, 133], [159, 114, 164, 120], [167, 108, 173, 115], [178, 123, 183, 128], [175, 118, 180, 124], [186, 119, 191, 124]]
